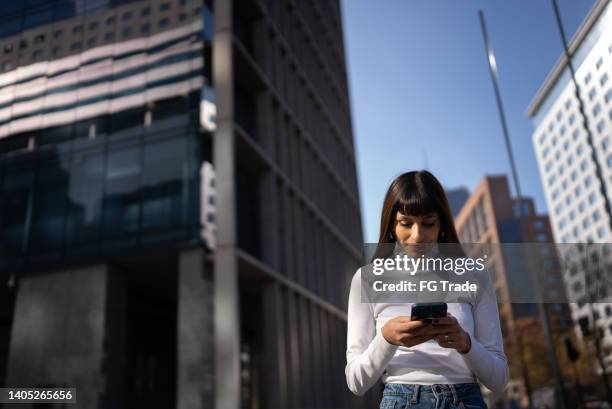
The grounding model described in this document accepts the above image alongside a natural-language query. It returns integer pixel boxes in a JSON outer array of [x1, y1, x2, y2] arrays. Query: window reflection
[[0, 0, 207, 270]]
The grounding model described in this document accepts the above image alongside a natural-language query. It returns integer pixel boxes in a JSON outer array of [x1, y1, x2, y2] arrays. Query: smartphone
[[410, 302, 447, 323]]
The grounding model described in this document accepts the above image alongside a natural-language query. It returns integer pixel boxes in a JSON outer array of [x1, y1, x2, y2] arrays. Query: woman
[[345, 170, 509, 409]]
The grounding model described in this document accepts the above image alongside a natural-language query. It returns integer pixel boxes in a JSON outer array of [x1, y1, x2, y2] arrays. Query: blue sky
[[341, 0, 597, 242]]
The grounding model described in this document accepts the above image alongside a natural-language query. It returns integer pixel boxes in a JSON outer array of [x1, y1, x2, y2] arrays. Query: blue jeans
[[379, 383, 489, 409]]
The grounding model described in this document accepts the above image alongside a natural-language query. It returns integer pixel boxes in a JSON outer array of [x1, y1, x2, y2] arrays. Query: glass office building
[[527, 0, 612, 374], [0, 0, 210, 271], [0, 1, 367, 408]]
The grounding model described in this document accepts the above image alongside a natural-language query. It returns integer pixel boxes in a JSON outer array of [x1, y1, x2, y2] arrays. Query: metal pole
[[478, 10, 568, 409], [549, 0, 612, 402]]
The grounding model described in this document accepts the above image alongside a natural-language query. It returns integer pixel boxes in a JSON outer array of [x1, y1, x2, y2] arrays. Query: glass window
[[65, 150, 104, 247], [159, 17, 170, 28], [29, 158, 69, 254], [597, 119, 606, 133], [575, 185, 582, 196], [596, 56, 604, 70], [589, 87, 597, 100], [24, 8, 53, 30], [539, 133, 547, 145], [72, 25, 83, 34], [598, 226, 606, 239], [582, 217, 590, 229], [122, 12, 132, 21], [141, 7, 151, 16], [142, 137, 186, 230], [601, 72, 609, 86], [593, 209, 601, 222], [585, 72, 592, 84], [593, 103, 601, 117], [103, 147, 141, 238], [1, 167, 35, 258]]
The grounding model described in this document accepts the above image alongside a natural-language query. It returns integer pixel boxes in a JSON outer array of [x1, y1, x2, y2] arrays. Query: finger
[[434, 333, 457, 347], [397, 325, 432, 338], [398, 320, 432, 332], [431, 316, 458, 327]]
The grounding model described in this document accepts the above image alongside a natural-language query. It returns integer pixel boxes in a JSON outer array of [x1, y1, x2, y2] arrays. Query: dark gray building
[[0, 0, 369, 408], [445, 186, 470, 218]]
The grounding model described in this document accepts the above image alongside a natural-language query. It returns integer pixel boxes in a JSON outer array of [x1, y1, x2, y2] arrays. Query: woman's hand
[[430, 313, 471, 353], [381, 316, 437, 348]]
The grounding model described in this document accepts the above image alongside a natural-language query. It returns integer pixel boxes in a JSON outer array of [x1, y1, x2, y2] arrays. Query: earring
[[389, 232, 394, 240]]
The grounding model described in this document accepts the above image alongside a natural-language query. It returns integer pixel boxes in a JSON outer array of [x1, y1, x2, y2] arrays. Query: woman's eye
[[423, 222, 435, 227], [399, 222, 412, 227]]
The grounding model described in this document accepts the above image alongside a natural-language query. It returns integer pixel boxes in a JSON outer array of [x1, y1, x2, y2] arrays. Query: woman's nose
[[412, 223, 424, 241]]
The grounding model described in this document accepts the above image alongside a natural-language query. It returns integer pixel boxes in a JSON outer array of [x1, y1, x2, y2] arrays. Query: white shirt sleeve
[[345, 268, 399, 396], [458, 275, 510, 394]]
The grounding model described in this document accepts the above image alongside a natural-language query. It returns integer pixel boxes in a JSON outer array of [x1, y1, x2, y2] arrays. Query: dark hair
[[371, 170, 465, 261]]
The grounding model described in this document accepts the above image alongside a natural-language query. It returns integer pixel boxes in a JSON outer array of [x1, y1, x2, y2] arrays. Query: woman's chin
[[400, 243, 433, 257]]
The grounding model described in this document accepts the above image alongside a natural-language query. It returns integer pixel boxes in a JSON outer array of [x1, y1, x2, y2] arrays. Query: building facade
[[0, 1, 369, 408], [526, 0, 612, 371], [454, 175, 573, 405]]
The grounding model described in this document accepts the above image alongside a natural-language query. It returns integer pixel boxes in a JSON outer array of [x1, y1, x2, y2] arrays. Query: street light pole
[[478, 10, 568, 409]]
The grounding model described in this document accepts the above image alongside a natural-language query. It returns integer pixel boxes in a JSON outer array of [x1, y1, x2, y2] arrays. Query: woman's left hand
[[429, 313, 471, 354]]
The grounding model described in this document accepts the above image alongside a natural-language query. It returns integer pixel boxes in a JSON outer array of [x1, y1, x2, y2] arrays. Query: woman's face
[[394, 211, 441, 255]]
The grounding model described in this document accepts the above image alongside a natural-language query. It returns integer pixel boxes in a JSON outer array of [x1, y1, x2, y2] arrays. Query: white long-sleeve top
[[345, 256, 509, 397]]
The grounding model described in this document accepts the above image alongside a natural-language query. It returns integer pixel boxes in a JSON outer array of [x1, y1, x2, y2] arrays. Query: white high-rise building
[[527, 0, 612, 371]]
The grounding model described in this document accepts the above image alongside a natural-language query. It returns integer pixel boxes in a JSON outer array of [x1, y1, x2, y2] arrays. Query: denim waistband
[[383, 382, 482, 405]]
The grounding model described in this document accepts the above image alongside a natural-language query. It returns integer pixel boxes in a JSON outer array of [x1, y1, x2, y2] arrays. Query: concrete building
[[455, 175, 573, 403], [526, 0, 612, 370], [0, 1, 368, 408]]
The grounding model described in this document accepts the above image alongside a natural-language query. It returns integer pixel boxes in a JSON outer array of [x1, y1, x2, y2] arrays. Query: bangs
[[395, 187, 442, 218]]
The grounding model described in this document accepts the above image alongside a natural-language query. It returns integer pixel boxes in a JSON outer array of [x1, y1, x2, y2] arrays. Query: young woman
[[345, 170, 508, 409]]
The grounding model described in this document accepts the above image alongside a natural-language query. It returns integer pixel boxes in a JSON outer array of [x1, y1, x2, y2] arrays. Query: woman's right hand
[[382, 316, 434, 347]]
